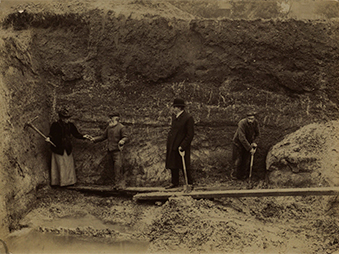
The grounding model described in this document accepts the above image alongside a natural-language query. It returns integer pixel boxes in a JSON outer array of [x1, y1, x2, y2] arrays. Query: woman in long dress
[[46, 108, 91, 187]]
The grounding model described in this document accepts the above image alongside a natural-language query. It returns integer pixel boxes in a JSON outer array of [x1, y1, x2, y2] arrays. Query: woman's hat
[[58, 107, 71, 118], [172, 98, 185, 107]]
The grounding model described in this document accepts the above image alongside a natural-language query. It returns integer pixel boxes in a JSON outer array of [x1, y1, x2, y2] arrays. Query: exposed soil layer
[[1, 1, 338, 187]]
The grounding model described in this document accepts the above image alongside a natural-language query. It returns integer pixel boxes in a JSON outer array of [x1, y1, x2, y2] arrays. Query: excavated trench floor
[[3, 182, 339, 254], [6, 229, 148, 254], [4, 187, 151, 254]]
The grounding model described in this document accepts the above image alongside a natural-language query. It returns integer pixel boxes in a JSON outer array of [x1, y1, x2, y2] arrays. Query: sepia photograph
[[0, 0, 338, 253]]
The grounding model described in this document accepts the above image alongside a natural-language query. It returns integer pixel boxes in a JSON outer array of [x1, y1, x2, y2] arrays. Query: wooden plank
[[67, 185, 180, 192], [124, 187, 176, 192], [68, 185, 223, 193], [66, 185, 182, 195], [67, 185, 117, 192], [133, 187, 339, 201]]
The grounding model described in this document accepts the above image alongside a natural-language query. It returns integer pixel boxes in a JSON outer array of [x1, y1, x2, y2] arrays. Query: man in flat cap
[[92, 112, 128, 189], [165, 98, 195, 189], [46, 107, 92, 187], [231, 111, 260, 180]]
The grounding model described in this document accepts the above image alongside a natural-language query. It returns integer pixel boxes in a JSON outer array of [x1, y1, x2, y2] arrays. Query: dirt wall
[[0, 29, 53, 235], [1, 2, 339, 186], [15, 9, 338, 187]]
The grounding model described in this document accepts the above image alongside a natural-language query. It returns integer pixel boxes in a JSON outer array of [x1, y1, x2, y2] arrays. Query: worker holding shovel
[[231, 111, 260, 181], [165, 98, 194, 190]]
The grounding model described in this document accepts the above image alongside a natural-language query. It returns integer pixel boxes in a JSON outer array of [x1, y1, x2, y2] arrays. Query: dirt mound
[[145, 195, 339, 253], [266, 120, 339, 188]]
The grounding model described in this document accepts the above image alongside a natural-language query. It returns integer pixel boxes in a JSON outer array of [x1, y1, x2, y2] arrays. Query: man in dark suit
[[165, 98, 194, 189]]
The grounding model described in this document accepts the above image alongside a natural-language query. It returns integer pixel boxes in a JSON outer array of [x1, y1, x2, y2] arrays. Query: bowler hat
[[58, 107, 71, 118], [172, 98, 185, 107], [109, 112, 120, 118]]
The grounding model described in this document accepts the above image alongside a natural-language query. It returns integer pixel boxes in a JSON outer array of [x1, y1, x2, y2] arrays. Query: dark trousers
[[232, 144, 251, 179], [107, 150, 124, 185], [170, 167, 193, 186]]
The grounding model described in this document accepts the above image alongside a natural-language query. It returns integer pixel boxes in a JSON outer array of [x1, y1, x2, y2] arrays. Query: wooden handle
[[27, 123, 56, 147], [179, 150, 188, 186], [29, 124, 47, 139]]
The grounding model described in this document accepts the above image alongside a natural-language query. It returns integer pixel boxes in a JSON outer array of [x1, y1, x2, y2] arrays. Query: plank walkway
[[67, 185, 181, 196], [67, 184, 236, 194], [67, 184, 239, 197], [133, 186, 339, 201], [66, 185, 339, 201]]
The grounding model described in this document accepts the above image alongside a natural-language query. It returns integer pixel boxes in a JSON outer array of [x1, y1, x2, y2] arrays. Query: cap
[[246, 111, 257, 117], [109, 112, 120, 118]]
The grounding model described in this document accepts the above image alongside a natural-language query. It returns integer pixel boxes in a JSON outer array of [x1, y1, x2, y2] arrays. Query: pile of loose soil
[[266, 120, 339, 188], [10, 185, 339, 254], [145, 195, 339, 253]]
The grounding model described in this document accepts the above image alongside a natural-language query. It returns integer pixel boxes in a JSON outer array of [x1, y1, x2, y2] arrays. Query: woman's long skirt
[[50, 151, 76, 186]]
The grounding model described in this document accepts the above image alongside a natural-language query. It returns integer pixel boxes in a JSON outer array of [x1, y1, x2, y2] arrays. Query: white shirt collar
[[176, 110, 184, 118]]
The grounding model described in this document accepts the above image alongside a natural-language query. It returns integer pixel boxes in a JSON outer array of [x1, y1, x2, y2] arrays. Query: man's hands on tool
[[118, 140, 125, 151], [178, 146, 185, 156], [250, 143, 257, 154]]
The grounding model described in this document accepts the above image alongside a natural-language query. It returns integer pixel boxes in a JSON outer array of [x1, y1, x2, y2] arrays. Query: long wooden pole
[[133, 187, 339, 201]]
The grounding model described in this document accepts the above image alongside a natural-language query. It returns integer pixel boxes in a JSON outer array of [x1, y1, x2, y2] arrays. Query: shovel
[[24, 116, 56, 147], [248, 147, 257, 188], [179, 149, 190, 192], [118, 143, 126, 189]]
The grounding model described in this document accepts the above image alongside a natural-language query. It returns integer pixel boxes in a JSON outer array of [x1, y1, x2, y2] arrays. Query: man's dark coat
[[232, 118, 260, 151], [166, 111, 194, 170]]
